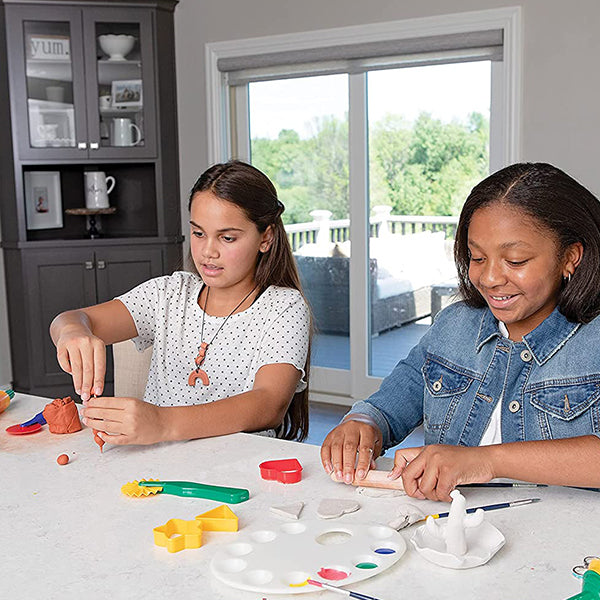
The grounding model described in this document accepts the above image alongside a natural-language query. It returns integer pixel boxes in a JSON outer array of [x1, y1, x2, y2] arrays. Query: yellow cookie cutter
[[153, 505, 238, 553], [195, 504, 238, 532], [153, 518, 203, 553]]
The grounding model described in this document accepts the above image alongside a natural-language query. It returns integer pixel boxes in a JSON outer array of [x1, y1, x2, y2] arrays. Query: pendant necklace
[[188, 284, 257, 387]]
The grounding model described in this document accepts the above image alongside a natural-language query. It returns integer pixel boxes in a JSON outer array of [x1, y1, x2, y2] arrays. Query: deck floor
[[305, 319, 429, 454]]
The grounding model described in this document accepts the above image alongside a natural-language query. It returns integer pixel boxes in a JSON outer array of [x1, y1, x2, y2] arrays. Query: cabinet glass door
[[23, 21, 76, 149], [85, 11, 156, 158]]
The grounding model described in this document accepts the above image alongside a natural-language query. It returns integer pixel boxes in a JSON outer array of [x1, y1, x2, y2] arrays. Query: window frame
[[205, 7, 522, 405]]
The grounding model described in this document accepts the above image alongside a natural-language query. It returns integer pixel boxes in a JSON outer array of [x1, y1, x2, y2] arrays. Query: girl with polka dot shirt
[[50, 161, 311, 446]]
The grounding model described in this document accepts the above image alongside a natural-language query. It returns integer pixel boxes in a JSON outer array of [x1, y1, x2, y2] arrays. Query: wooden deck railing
[[285, 206, 459, 252]]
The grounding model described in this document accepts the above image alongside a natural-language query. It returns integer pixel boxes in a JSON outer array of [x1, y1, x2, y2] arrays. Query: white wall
[[2, 0, 599, 386], [174, 0, 600, 211]]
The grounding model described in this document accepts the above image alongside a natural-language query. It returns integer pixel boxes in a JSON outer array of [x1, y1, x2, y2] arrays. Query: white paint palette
[[210, 520, 406, 594]]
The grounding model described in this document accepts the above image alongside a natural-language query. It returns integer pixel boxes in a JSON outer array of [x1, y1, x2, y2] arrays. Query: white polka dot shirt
[[116, 271, 310, 407]]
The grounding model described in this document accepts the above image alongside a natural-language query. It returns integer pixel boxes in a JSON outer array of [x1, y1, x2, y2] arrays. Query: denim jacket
[[350, 302, 600, 450]]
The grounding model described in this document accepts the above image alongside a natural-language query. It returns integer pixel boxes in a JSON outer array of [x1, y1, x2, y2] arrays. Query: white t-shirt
[[479, 321, 510, 446], [117, 271, 310, 407]]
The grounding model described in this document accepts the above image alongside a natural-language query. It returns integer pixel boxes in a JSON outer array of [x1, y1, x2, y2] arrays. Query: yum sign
[[29, 35, 70, 60]]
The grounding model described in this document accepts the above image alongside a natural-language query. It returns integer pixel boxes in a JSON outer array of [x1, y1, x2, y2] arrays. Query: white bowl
[[98, 34, 136, 61]]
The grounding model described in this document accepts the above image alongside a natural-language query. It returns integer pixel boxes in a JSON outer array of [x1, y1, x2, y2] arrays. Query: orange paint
[[57, 454, 69, 465]]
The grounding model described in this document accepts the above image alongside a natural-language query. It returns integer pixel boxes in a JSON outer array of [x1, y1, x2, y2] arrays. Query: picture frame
[[24, 171, 63, 230], [111, 79, 143, 109]]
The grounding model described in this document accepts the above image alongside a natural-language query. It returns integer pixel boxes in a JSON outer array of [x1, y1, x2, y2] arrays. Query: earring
[[564, 272, 572, 284]]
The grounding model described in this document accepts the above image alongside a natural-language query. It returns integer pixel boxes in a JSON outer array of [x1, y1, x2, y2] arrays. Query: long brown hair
[[189, 160, 311, 441]]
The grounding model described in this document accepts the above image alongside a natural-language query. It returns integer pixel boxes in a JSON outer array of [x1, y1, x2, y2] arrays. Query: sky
[[249, 61, 491, 139]]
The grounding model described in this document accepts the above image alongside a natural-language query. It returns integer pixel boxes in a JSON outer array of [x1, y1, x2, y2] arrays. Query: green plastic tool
[[137, 480, 250, 504]]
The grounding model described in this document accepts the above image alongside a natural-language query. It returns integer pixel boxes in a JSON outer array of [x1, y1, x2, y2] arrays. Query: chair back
[[112, 340, 152, 399]]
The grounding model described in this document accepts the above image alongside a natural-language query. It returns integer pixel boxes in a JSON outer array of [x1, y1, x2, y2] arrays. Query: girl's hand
[[82, 396, 169, 446], [321, 420, 382, 484], [56, 329, 106, 401], [391, 444, 496, 502]]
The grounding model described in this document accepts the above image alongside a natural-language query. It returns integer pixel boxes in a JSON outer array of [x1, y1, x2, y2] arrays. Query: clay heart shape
[[317, 498, 360, 519], [259, 458, 303, 484]]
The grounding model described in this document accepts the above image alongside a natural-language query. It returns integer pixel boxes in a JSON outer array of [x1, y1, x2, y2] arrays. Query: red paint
[[317, 568, 349, 581]]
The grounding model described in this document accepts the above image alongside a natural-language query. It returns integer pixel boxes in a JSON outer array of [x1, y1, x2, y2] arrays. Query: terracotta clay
[[93, 429, 105, 453], [42, 396, 82, 434], [56, 454, 69, 465]]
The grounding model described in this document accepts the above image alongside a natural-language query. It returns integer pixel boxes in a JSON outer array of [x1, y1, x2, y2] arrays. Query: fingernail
[[75, 389, 81, 395], [335, 470, 343, 481], [325, 463, 333, 474], [94, 387, 102, 396], [344, 473, 353, 484], [356, 469, 365, 480], [80, 392, 89, 402]]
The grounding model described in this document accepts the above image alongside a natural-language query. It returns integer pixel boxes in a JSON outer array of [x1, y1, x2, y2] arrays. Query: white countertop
[[0, 394, 595, 599]]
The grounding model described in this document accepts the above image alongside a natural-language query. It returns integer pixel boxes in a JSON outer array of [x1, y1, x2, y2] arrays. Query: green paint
[[355, 562, 378, 569]]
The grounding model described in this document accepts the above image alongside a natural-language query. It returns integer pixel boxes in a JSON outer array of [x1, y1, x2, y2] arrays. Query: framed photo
[[111, 79, 143, 108], [24, 171, 63, 230], [27, 35, 70, 60]]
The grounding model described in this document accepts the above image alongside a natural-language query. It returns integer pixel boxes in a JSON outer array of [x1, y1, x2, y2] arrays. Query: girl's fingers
[[68, 350, 84, 396], [92, 343, 106, 397], [56, 347, 72, 374]]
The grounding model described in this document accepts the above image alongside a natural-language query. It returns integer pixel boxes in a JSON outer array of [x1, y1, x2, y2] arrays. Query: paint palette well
[[210, 520, 406, 594]]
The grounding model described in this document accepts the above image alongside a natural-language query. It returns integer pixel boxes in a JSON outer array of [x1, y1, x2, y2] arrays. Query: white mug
[[111, 118, 141, 146], [85, 171, 115, 209]]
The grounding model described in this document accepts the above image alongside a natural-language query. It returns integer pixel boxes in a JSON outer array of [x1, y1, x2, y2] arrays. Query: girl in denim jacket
[[322, 162, 600, 501]]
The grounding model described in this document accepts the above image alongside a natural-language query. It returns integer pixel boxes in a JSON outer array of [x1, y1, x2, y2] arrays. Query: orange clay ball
[[57, 454, 69, 465]]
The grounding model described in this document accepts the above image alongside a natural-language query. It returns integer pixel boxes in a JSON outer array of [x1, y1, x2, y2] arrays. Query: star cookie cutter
[[153, 518, 203, 553]]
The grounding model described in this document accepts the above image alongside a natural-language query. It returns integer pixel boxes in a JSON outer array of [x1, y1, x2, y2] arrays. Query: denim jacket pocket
[[422, 356, 477, 437], [529, 378, 600, 439]]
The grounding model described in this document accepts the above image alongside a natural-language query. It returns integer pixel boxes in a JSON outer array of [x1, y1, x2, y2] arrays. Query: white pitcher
[[111, 118, 142, 146], [85, 171, 116, 209]]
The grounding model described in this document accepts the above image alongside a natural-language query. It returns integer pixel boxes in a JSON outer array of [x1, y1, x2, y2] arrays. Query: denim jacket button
[[520, 349, 533, 362], [432, 380, 443, 392], [509, 400, 521, 413]]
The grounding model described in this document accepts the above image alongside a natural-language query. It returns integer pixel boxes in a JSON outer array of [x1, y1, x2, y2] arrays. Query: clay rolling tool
[[121, 479, 250, 503], [307, 579, 381, 600]]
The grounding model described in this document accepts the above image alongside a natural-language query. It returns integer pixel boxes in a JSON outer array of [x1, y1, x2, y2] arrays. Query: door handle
[[85, 260, 94, 270], [97, 260, 106, 269], [78, 142, 87, 150], [90, 142, 99, 150]]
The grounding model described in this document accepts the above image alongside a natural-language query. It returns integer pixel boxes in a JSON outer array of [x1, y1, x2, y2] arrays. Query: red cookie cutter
[[259, 458, 303, 484]]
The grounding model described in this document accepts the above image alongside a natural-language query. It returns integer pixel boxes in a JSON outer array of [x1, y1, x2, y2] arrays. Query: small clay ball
[[57, 454, 69, 465]]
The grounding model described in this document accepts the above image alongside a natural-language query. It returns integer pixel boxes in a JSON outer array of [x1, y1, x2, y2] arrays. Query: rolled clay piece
[[330, 469, 405, 490], [42, 396, 82, 434]]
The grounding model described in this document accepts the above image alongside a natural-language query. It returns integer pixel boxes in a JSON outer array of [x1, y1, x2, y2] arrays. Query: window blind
[[219, 29, 503, 85]]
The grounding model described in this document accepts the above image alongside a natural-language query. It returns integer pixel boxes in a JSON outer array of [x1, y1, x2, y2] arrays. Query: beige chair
[[112, 340, 152, 399]]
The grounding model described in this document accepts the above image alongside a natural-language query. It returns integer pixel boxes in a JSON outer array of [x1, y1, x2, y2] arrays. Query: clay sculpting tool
[[307, 579, 381, 600], [5, 410, 46, 435], [122, 479, 250, 503]]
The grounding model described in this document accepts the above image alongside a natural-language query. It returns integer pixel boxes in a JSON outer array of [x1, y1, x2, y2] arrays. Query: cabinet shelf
[[1, 0, 181, 397]]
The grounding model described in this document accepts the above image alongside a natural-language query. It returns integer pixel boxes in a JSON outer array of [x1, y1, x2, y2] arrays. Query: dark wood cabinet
[[0, 0, 182, 397]]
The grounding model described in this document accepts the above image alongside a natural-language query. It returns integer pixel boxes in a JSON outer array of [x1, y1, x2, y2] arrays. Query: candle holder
[[65, 207, 117, 238]]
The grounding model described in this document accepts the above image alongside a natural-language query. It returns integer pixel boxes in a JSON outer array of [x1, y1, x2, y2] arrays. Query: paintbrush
[[460, 482, 548, 488], [307, 579, 381, 600], [426, 497, 541, 520]]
